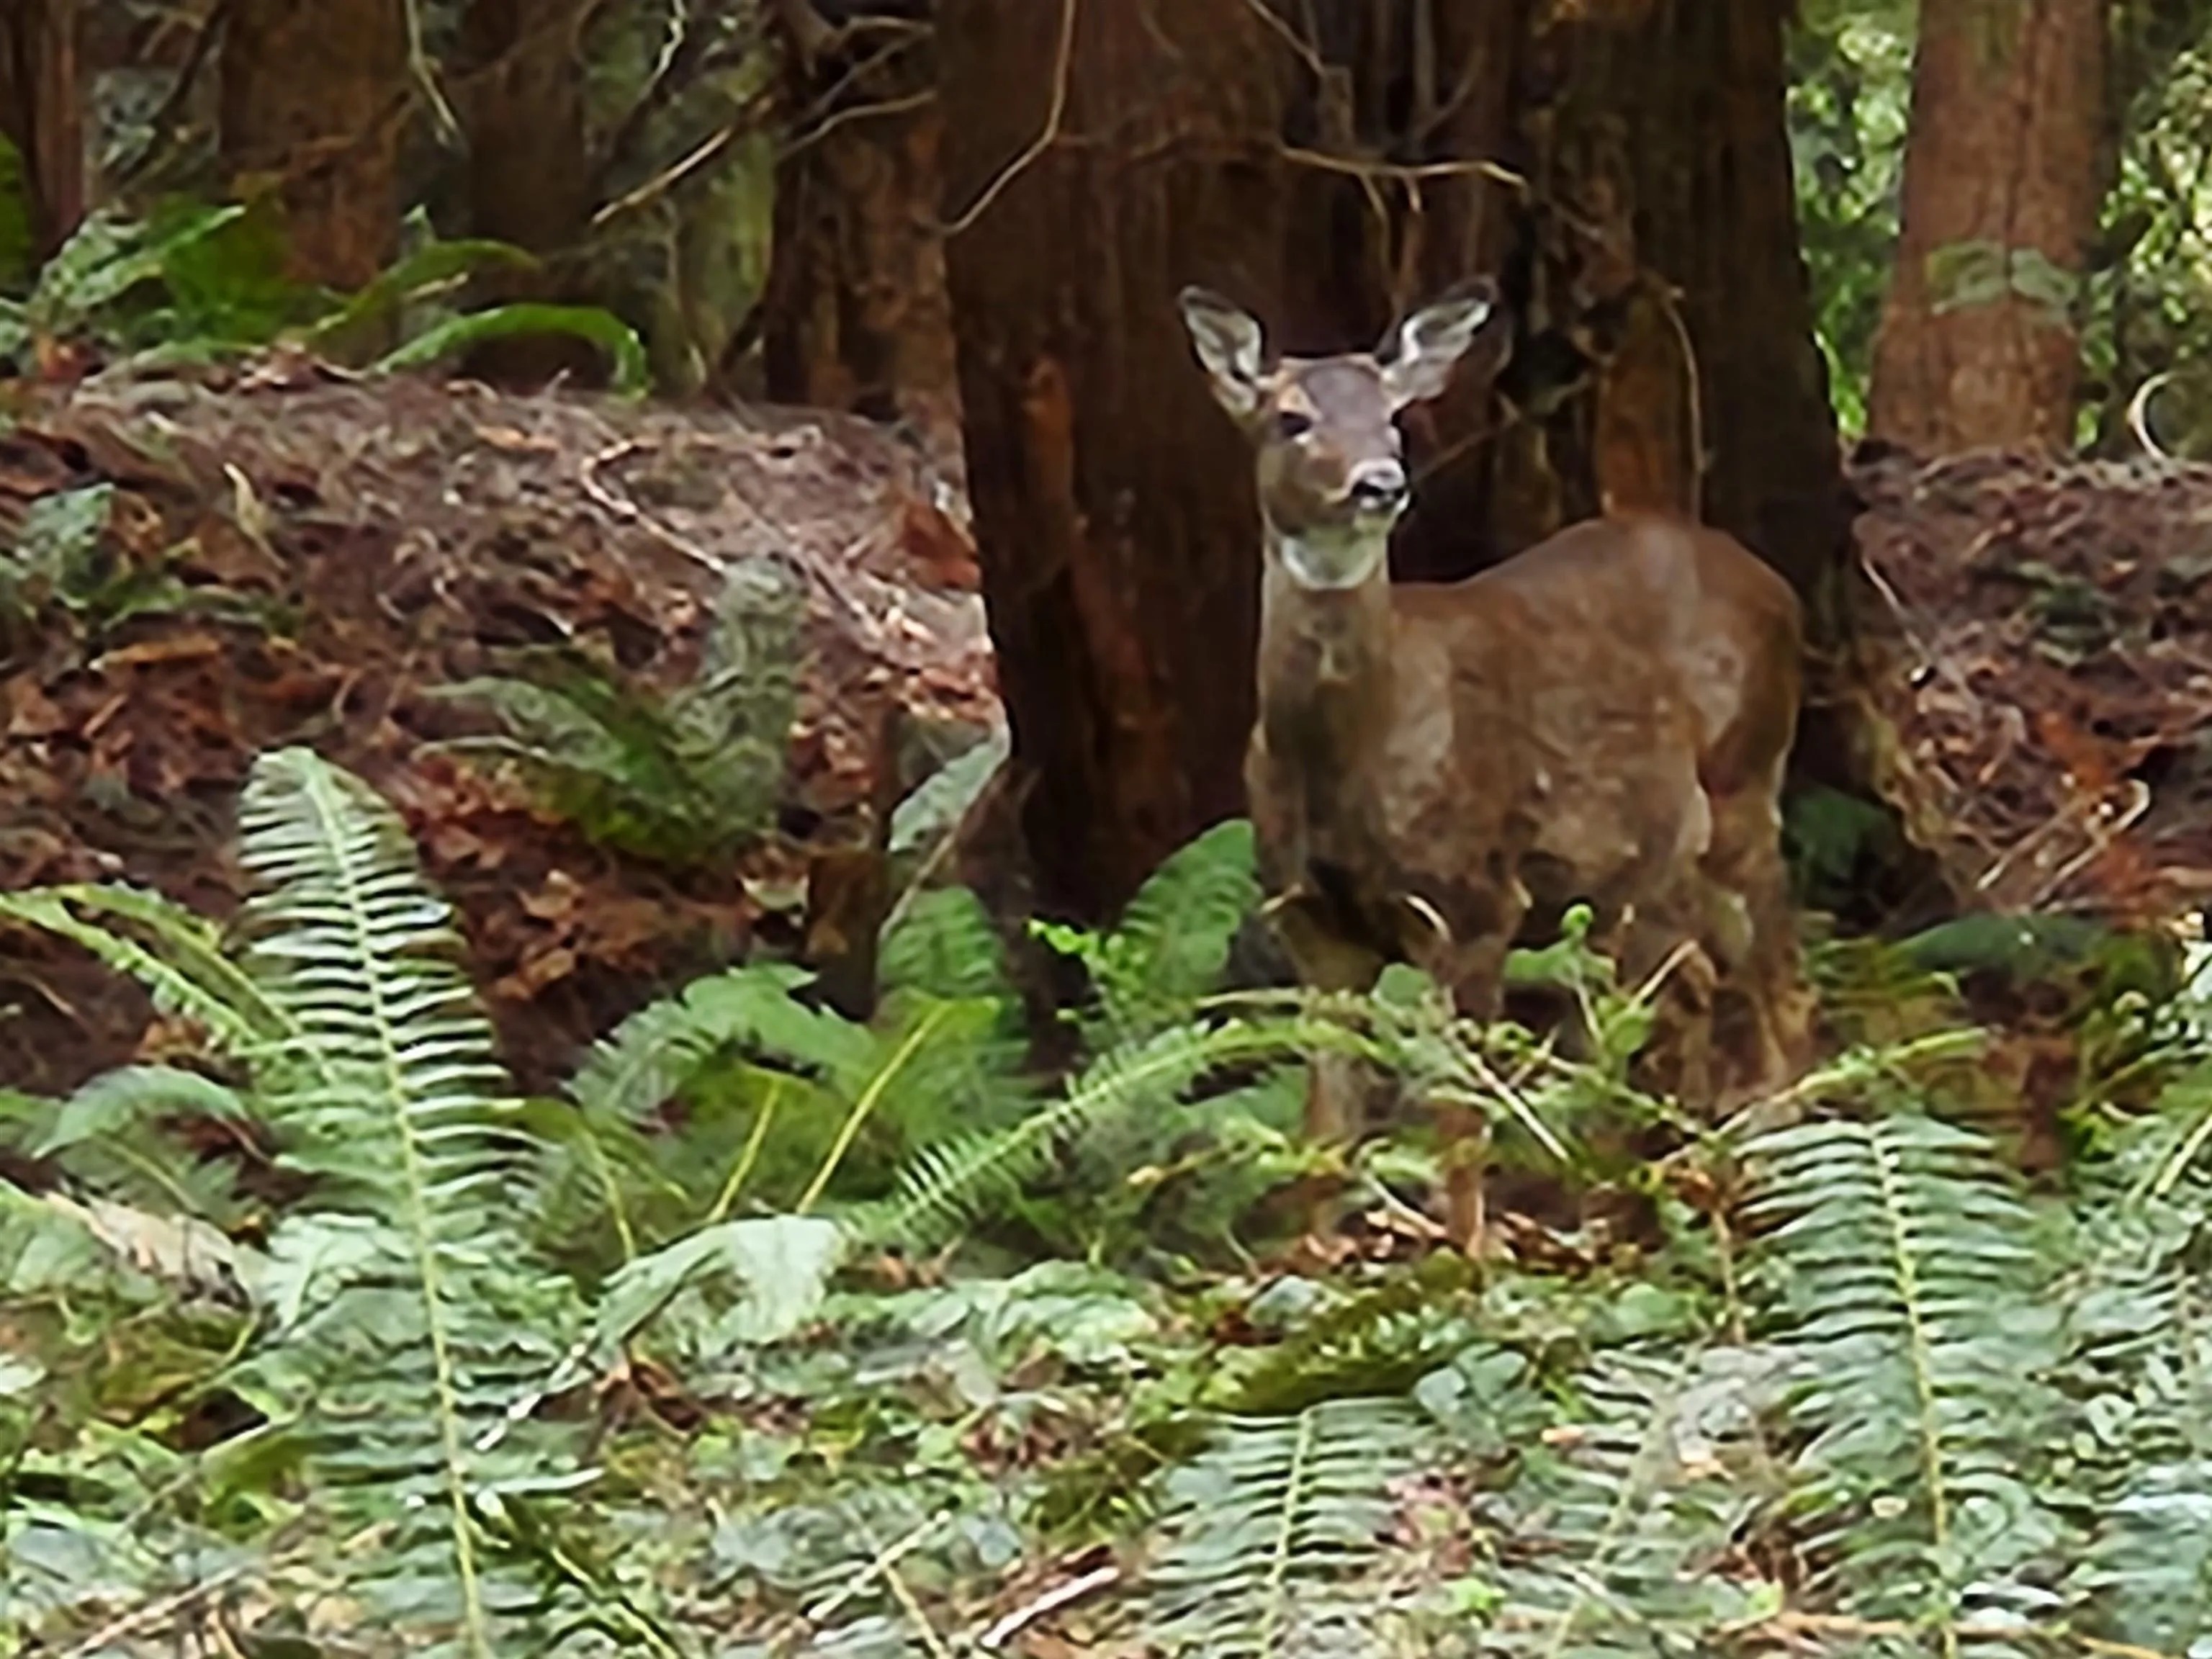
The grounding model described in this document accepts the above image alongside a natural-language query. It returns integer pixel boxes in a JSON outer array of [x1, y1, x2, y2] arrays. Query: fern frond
[[567, 961, 867, 1128], [1743, 1110, 2070, 1640], [2051, 1088, 2212, 1646], [428, 554, 798, 868], [1136, 1395, 1438, 1658], [1488, 1349, 1777, 1654], [877, 884, 1016, 1002], [225, 747, 582, 1655], [858, 1012, 1349, 1251], [0, 883, 294, 1052], [1109, 818, 1262, 1025]]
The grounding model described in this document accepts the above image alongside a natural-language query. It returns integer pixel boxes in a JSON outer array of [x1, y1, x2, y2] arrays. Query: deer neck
[[1254, 518, 1396, 765]]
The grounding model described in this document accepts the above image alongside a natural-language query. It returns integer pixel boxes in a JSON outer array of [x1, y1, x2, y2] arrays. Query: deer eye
[[1273, 408, 1314, 441]]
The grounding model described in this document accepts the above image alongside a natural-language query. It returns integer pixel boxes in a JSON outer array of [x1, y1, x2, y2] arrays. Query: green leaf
[[374, 303, 652, 394], [594, 1215, 847, 1350]]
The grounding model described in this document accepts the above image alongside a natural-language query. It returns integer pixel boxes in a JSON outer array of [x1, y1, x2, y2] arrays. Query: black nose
[[1349, 475, 1407, 511]]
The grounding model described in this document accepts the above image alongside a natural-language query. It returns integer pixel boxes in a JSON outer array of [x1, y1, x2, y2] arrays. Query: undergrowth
[[3, 748, 2212, 1655]]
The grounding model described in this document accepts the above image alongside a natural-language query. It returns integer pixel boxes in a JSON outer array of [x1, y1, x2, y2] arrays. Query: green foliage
[[23, 760, 2212, 1655], [1, 747, 588, 1654], [1136, 1396, 1444, 1658], [1031, 817, 1263, 1042], [374, 302, 652, 395], [0, 197, 649, 390], [1785, 1, 1912, 433], [1748, 1111, 2067, 1636], [431, 553, 804, 871]]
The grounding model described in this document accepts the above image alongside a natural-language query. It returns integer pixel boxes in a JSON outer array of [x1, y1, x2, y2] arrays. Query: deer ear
[[1178, 286, 1271, 420], [1380, 278, 1496, 410]]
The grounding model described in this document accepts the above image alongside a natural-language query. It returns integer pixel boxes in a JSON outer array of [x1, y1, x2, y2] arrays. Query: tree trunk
[[937, 0, 1306, 922], [1866, 0, 2108, 453], [455, 0, 598, 386], [0, 0, 84, 264], [217, 0, 405, 290], [760, 3, 959, 469], [935, 0, 1849, 922]]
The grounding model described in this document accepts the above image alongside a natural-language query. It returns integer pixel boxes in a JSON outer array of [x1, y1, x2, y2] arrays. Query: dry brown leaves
[[1850, 442, 2212, 927], [0, 359, 1000, 1094]]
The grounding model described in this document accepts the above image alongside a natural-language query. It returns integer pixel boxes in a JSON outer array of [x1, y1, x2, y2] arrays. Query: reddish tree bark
[[0, 0, 84, 262], [760, 4, 958, 461], [1867, 0, 2108, 452], [455, 0, 599, 385], [218, 0, 405, 289], [936, 0, 1305, 921]]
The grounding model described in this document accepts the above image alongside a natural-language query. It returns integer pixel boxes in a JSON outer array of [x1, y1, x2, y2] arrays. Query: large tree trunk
[[760, 2, 959, 468], [217, 0, 405, 290], [937, 0, 1305, 922], [936, 0, 1848, 922], [1866, 0, 2108, 453], [455, 0, 598, 386], [0, 0, 84, 264], [1305, 3, 1845, 617]]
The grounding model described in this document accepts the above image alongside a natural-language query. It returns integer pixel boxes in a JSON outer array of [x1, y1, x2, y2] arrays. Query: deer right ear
[[1379, 278, 1496, 410], [1178, 286, 1270, 421]]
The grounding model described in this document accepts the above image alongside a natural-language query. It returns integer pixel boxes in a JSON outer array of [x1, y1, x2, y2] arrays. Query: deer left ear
[[1380, 278, 1496, 410], [1179, 285, 1272, 421]]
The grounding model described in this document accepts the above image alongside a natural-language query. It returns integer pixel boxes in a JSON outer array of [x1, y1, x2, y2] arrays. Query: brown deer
[[1177, 279, 1809, 1251]]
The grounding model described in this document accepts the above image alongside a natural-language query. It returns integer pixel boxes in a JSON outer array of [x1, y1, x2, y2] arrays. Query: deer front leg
[[1259, 890, 1391, 1248], [1395, 885, 1524, 1260]]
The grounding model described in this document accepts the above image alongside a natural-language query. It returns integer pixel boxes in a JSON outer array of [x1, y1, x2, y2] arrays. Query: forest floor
[[12, 361, 2212, 1653], [0, 356, 999, 1097], [9, 362, 2212, 1105]]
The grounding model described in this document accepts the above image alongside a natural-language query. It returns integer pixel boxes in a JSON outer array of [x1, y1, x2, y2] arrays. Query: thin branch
[[112, 0, 232, 190], [403, 0, 464, 147], [936, 0, 1079, 237]]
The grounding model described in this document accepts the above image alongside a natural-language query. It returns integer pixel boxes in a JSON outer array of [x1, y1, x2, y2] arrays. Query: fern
[[430, 554, 800, 868], [1485, 1349, 1779, 1654], [5, 748, 585, 1655], [216, 748, 585, 1654], [878, 882, 1017, 1002], [0, 883, 294, 1053], [857, 1007, 1352, 1252], [1744, 1110, 2070, 1645], [1036, 818, 1263, 1042], [1133, 1395, 1441, 1658]]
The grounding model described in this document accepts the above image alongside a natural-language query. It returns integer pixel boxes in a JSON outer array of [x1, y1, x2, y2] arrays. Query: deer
[[1177, 278, 1809, 1252]]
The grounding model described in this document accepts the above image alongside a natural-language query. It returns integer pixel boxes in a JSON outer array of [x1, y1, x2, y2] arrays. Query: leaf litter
[[1851, 440, 2212, 928], [0, 356, 1002, 1097]]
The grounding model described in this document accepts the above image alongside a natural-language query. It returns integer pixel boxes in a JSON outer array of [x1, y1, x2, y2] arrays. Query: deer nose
[[1346, 461, 1408, 513]]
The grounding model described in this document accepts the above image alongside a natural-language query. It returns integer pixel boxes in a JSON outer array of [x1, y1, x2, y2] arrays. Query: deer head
[[1177, 281, 1495, 590]]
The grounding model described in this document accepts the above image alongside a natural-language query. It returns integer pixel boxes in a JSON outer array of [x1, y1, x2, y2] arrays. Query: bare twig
[[937, 0, 1079, 236], [1277, 144, 1524, 190], [977, 1564, 1122, 1650], [113, 0, 232, 189], [403, 0, 464, 146]]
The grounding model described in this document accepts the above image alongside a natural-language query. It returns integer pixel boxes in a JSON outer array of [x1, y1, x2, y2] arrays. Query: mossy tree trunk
[[218, 0, 407, 290], [760, 1, 958, 457], [1867, 0, 2108, 452]]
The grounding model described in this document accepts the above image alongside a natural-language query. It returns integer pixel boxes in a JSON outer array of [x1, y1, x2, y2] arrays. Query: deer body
[[1179, 282, 1807, 1249]]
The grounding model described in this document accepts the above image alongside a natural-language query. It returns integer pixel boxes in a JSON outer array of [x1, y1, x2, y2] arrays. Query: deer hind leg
[[1701, 777, 1812, 1105]]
